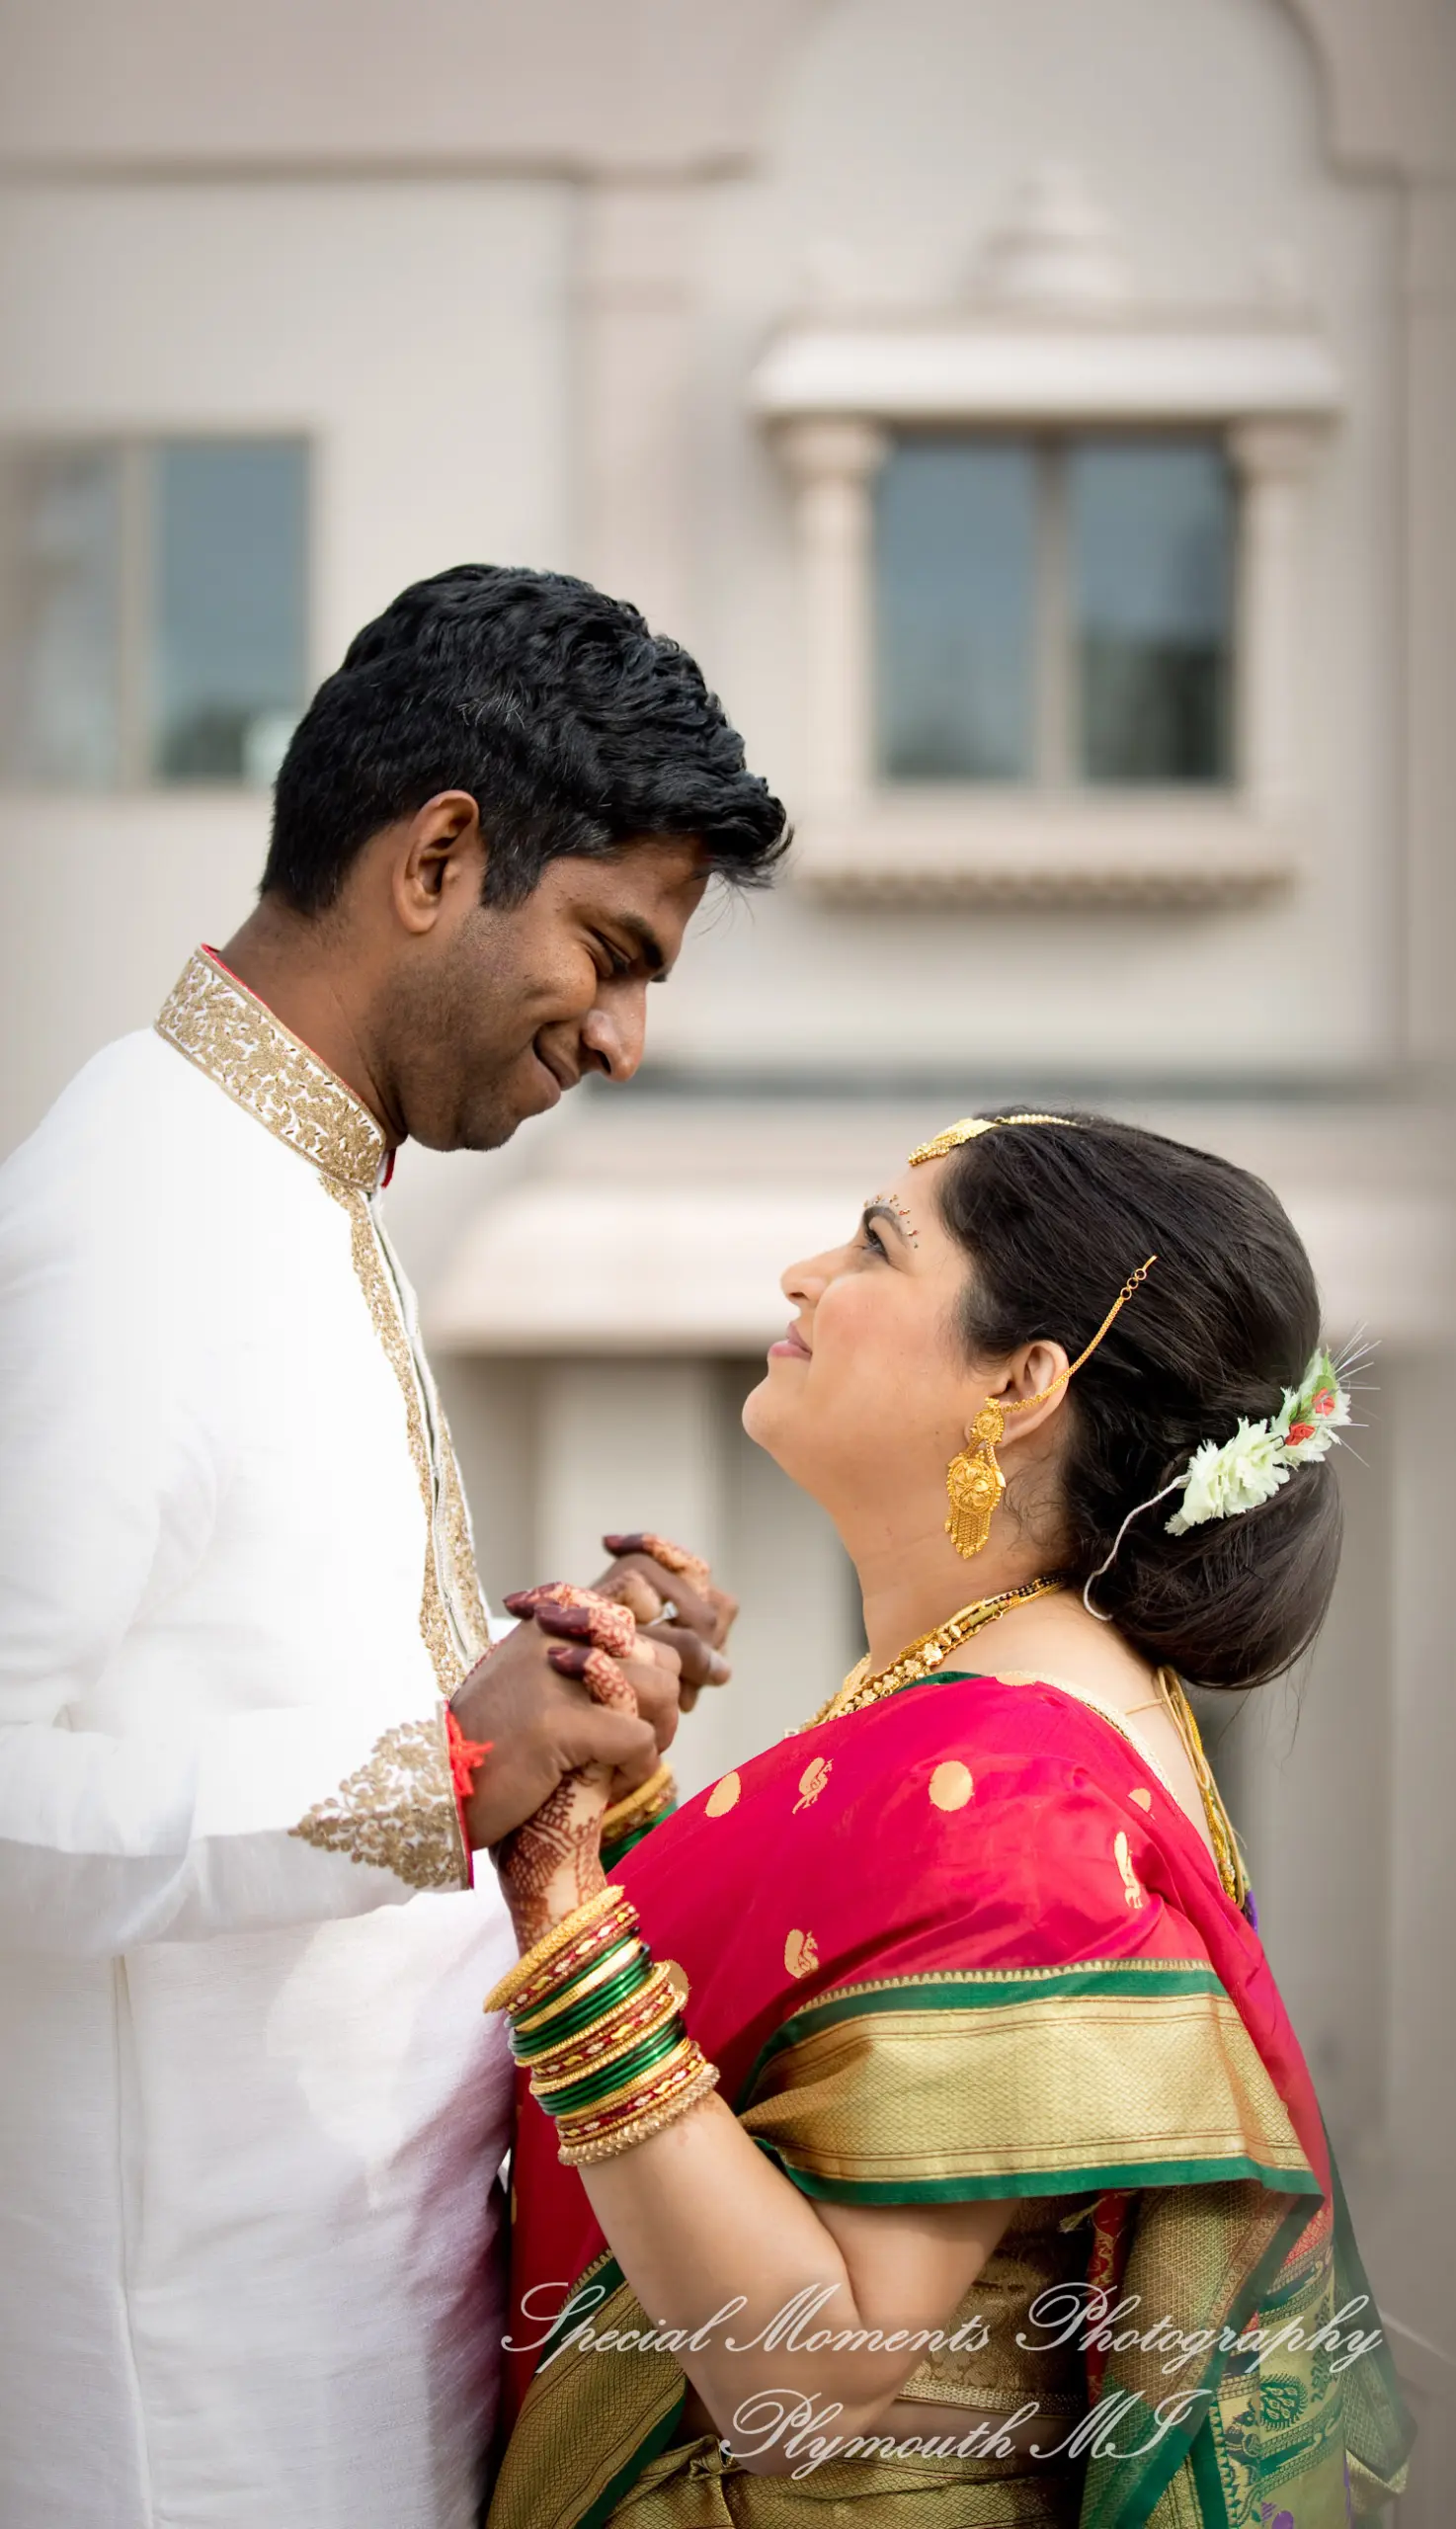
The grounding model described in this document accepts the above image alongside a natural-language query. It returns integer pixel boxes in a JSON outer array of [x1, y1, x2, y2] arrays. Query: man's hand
[[595, 1533, 739, 1713], [450, 1618, 673, 1852]]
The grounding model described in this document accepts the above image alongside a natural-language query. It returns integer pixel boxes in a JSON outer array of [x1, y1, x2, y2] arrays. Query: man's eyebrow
[[615, 913, 668, 976]]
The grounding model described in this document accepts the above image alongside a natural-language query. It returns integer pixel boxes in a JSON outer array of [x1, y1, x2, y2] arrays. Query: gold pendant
[[944, 1402, 1006, 1560]]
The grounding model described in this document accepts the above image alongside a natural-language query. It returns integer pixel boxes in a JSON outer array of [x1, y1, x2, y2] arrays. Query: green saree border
[[1080, 2190, 1322, 2528], [767, 2151, 1322, 2208], [738, 1963, 1321, 2211], [578, 2392, 686, 2529]]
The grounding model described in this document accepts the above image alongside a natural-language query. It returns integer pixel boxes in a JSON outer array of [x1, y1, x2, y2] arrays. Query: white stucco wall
[[649, 0, 1405, 1084], [0, 176, 574, 1154]]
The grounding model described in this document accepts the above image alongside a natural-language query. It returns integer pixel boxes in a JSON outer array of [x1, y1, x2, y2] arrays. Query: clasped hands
[[450, 1534, 736, 1883]]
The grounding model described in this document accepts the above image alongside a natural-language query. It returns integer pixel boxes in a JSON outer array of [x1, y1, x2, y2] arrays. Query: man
[[0, 564, 787, 2528]]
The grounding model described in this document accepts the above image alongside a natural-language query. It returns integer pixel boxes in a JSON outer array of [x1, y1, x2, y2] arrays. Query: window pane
[[0, 448, 121, 786], [1072, 438, 1233, 784], [875, 439, 1036, 781], [153, 440, 308, 784]]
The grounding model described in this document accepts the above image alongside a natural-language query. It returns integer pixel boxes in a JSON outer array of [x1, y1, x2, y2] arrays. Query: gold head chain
[[908, 1112, 1157, 1559]]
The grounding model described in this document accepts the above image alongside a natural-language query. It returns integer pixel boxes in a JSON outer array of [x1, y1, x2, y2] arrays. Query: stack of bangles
[[484, 1886, 718, 2167]]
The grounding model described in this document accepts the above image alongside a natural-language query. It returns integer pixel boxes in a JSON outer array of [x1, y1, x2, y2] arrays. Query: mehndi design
[[497, 1585, 641, 1945]]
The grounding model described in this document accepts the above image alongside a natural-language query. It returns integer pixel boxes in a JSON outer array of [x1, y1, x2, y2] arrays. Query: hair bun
[[937, 1111, 1344, 1688]]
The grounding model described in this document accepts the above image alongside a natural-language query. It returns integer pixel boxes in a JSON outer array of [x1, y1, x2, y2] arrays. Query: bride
[[481, 1110, 1411, 2527]]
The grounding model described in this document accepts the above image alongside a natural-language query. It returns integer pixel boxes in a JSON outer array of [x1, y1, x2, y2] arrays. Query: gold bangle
[[512, 1938, 647, 2038], [529, 1976, 680, 2094], [496, 1897, 638, 2021], [484, 1888, 634, 2017], [600, 1763, 676, 1842], [552, 2032, 699, 2131], [558, 2060, 721, 2166], [561, 2046, 708, 2143]]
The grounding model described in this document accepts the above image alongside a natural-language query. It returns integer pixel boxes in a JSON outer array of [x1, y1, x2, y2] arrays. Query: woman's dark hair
[[263, 563, 789, 913], [937, 1112, 1341, 1690]]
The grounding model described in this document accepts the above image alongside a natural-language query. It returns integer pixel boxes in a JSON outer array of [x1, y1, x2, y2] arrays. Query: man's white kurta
[[0, 949, 518, 2529]]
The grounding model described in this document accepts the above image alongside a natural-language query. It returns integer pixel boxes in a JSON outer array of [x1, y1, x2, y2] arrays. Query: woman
[[483, 1111, 1412, 2527]]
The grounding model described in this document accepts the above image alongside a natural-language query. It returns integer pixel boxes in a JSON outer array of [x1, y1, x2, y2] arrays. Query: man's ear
[[392, 790, 483, 935]]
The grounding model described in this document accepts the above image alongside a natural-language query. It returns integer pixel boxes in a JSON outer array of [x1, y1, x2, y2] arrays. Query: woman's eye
[[861, 1223, 888, 1259]]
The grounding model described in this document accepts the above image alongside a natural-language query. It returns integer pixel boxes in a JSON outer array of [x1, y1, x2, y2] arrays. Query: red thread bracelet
[[446, 1708, 493, 1800]]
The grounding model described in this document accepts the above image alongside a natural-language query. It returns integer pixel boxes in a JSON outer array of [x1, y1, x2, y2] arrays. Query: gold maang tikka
[[908, 1115, 1156, 1562]]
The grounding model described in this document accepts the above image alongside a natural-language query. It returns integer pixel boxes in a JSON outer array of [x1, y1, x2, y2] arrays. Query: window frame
[[754, 315, 1340, 908], [872, 422, 1240, 796], [0, 427, 314, 797]]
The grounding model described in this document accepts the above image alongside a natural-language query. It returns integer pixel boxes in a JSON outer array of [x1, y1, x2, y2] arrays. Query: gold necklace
[[1149, 1668, 1249, 1908], [805, 1577, 1062, 1729]]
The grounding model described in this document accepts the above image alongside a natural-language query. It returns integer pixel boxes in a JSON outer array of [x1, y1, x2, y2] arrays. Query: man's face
[[386, 839, 709, 1152]]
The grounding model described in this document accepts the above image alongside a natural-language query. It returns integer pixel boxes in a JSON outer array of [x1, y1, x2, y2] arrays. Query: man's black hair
[[263, 563, 789, 912]]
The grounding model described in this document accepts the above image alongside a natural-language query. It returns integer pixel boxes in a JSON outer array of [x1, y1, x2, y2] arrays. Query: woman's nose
[[781, 1250, 831, 1304]]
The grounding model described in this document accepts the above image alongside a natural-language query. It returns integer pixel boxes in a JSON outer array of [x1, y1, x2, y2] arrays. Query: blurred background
[[1, 0, 1453, 2501]]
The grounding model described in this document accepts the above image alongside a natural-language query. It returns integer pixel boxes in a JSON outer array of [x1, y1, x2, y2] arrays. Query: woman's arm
[[495, 1591, 1011, 2472], [580, 2100, 1012, 2471]]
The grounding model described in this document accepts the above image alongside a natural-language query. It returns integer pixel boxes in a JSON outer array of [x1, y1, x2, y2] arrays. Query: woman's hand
[[596, 1533, 738, 1713], [491, 1588, 680, 1951]]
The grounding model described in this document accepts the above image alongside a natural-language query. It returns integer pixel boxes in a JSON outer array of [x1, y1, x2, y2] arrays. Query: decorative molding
[[972, 162, 1133, 315], [787, 800, 1300, 911], [777, 417, 886, 809], [752, 318, 1343, 428], [757, 171, 1343, 911]]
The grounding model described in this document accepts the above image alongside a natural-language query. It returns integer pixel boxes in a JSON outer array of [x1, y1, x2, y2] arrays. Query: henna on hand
[[545, 1640, 637, 1709], [504, 1583, 638, 1662], [603, 1532, 710, 1588], [602, 1567, 667, 1627], [495, 1586, 641, 1944], [601, 1534, 737, 1640], [497, 1774, 609, 1950]]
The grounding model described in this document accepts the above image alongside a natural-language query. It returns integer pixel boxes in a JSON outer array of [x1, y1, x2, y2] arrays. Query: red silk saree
[[489, 1672, 1412, 2527]]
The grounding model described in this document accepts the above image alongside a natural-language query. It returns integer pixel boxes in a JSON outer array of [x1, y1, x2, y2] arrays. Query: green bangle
[[513, 1933, 643, 2035], [512, 1958, 655, 2061], [534, 2015, 687, 2117]]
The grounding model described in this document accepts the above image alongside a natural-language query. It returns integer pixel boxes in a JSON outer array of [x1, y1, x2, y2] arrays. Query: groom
[[0, 564, 787, 2529]]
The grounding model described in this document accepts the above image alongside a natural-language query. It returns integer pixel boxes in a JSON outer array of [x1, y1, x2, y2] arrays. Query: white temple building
[[1, 1, 1453, 2500]]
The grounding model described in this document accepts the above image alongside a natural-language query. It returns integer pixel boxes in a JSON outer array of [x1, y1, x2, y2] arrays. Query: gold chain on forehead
[[906, 1110, 1158, 1409], [908, 1114, 1077, 1166]]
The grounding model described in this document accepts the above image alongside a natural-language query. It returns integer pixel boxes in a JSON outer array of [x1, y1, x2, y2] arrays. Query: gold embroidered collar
[[155, 946, 387, 1191]]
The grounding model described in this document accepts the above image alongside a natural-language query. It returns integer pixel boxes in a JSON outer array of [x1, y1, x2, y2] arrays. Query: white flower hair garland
[[1083, 1346, 1355, 1617], [1166, 1346, 1351, 1533]]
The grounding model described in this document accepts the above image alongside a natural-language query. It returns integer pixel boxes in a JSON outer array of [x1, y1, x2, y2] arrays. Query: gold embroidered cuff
[[289, 1709, 470, 1894]]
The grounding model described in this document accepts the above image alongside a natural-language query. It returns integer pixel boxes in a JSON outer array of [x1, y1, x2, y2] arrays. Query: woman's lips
[[768, 1324, 812, 1360]]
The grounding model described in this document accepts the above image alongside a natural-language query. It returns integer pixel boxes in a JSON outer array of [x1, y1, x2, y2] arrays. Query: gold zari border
[[740, 1988, 1310, 2186], [155, 947, 385, 1188]]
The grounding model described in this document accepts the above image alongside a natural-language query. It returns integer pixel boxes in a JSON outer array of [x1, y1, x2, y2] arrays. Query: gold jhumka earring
[[940, 1259, 1158, 1558], [908, 1113, 1158, 1564]]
